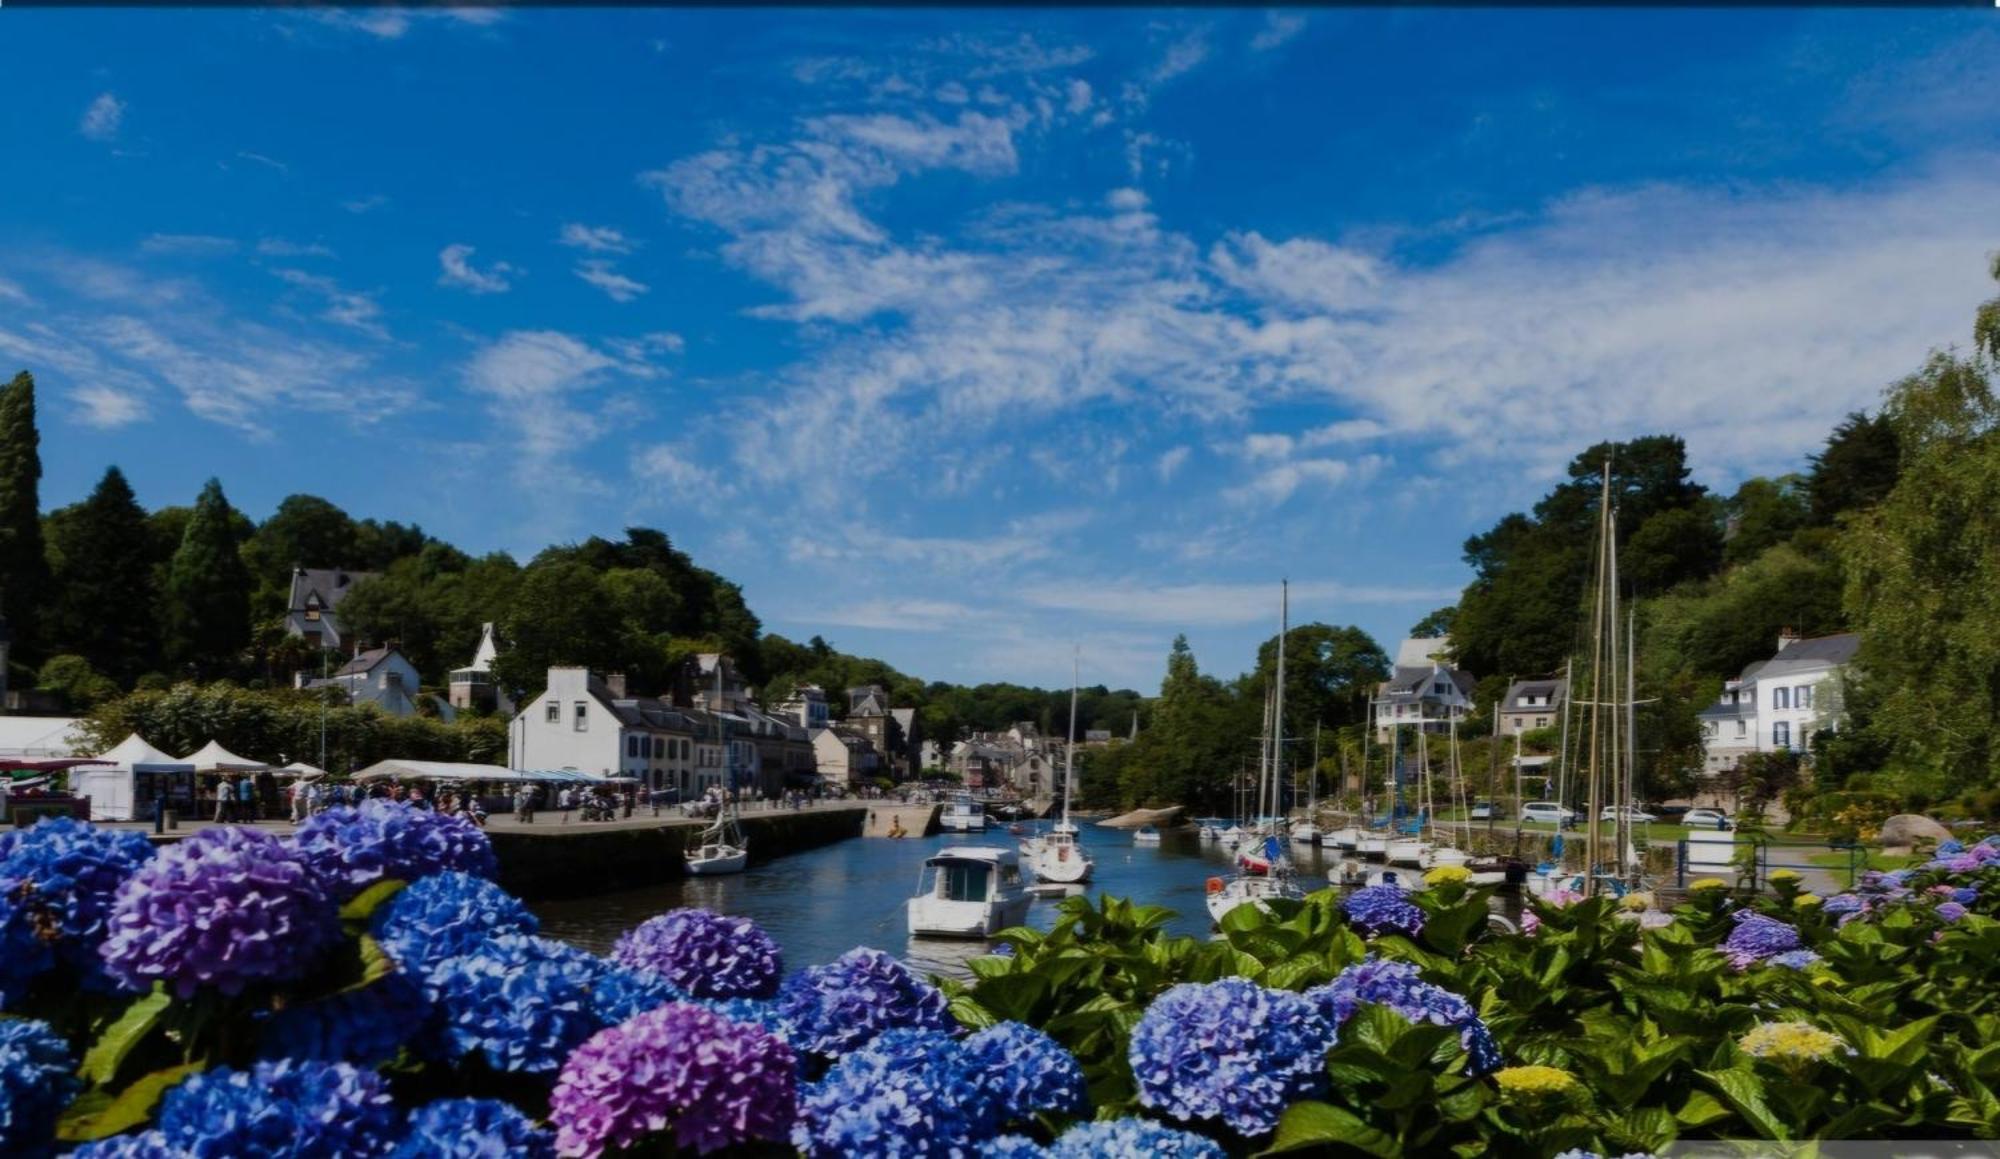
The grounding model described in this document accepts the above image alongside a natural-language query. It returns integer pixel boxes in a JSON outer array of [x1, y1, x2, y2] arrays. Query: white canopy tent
[[180, 740, 273, 773], [279, 761, 329, 780], [71, 734, 196, 822], [351, 760, 638, 785]]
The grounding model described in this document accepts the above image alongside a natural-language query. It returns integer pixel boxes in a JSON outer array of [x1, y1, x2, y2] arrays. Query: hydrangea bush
[[610, 908, 784, 1000], [291, 800, 498, 900]]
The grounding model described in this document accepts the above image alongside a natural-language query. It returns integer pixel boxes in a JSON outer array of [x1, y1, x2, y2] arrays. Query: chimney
[[605, 671, 628, 699], [1776, 627, 1800, 652]]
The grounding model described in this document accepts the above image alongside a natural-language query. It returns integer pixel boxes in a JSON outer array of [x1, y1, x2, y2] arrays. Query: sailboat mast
[[1608, 507, 1625, 875], [1272, 579, 1288, 828], [1626, 605, 1640, 877], [1063, 649, 1078, 828], [1584, 462, 1611, 896]]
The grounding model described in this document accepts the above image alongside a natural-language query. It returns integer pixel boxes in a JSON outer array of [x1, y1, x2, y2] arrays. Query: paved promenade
[[103, 798, 868, 842]]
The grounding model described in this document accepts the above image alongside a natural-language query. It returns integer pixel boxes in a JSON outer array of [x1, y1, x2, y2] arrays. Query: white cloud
[[310, 7, 504, 40], [139, 234, 237, 257], [1210, 232, 1382, 312], [72, 384, 150, 428], [1250, 13, 1308, 52], [558, 223, 634, 254], [1017, 578, 1459, 626], [574, 260, 649, 302], [1223, 454, 1388, 506], [80, 93, 125, 142], [1147, 30, 1211, 87], [257, 238, 336, 259], [437, 243, 516, 294], [236, 151, 289, 174], [343, 195, 389, 214], [272, 268, 388, 338], [1157, 445, 1191, 481], [1065, 79, 1092, 115], [634, 443, 725, 494], [812, 599, 992, 632], [460, 330, 659, 462], [0, 278, 29, 304]]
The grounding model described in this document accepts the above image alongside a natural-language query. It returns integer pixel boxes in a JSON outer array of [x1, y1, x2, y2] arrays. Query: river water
[[533, 821, 1361, 976]]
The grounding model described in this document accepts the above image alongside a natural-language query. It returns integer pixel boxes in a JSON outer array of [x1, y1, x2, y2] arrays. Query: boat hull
[[908, 895, 1032, 939], [686, 846, 748, 876], [1355, 835, 1389, 860], [1205, 876, 1303, 923], [1386, 839, 1430, 866], [1322, 827, 1359, 850]]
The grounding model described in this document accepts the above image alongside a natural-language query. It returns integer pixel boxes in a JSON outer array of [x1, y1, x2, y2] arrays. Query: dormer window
[[304, 596, 322, 622]]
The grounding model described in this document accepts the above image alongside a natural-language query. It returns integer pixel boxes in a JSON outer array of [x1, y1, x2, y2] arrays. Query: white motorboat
[[1355, 831, 1390, 859], [1133, 824, 1162, 844], [942, 794, 988, 833], [1195, 818, 1230, 843], [909, 846, 1032, 938], [1321, 827, 1360, 851], [1387, 837, 1431, 867], [1424, 845, 1472, 871], [1206, 872, 1304, 924], [1290, 822, 1321, 845], [1030, 656, 1095, 885]]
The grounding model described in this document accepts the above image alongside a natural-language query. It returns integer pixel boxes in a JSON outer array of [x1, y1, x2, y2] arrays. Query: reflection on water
[[532, 821, 1355, 975]]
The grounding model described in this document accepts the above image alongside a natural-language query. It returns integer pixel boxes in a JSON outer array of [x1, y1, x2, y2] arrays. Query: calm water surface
[[533, 822, 1357, 976]]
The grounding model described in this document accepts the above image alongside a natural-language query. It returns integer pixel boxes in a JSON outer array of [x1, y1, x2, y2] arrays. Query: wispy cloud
[[72, 384, 150, 428], [1018, 578, 1459, 626], [558, 223, 635, 254], [80, 93, 125, 142], [257, 238, 336, 259], [573, 260, 648, 302], [235, 151, 289, 174], [437, 243, 517, 294], [309, 6, 504, 41], [1250, 13, 1308, 53], [272, 268, 388, 339], [139, 234, 237, 257], [342, 195, 389, 214]]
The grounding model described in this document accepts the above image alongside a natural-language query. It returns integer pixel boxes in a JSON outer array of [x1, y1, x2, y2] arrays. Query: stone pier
[[863, 803, 940, 838]]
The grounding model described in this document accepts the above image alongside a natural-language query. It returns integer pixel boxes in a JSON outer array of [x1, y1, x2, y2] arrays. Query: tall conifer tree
[[163, 478, 251, 674], [49, 466, 158, 681], [0, 371, 50, 660]]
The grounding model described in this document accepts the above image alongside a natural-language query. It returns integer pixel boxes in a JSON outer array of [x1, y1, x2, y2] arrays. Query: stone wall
[[489, 806, 865, 900]]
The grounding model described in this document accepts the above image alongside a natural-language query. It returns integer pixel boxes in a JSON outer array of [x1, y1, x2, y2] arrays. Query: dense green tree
[[162, 479, 253, 675], [1408, 606, 1457, 638], [0, 371, 50, 660], [45, 467, 158, 681], [490, 562, 623, 697], [1621, 504, 1725, 594], [1247, 623, 1389, 743], [1806, 412, 1900, 527], [35, 654, 120, 710], [1723, 476, 1808, 565]]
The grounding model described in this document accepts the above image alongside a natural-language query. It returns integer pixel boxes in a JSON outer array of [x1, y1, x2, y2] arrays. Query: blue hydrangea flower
[[1306, 957, 1502, 1076], [1937, 902, 1969, 922], [776, 947, 954, 1060], [1048, 1118, 1226, 1158], [0, 817, 156, 1003], [424, 934, 607, 1074], [1129, 978, 1330, 1137], [291, 800, 498, 900], [1721, 912, 1803, 970], [1951, 887, 1979, 906], [1821, 893, 1865, 917], [0, 1017, 79, 1157], [372, 871, 538, 980], [611, 909, 784, 1000], [151, 1059, 402, 1157], [794, 1028, 980, 1157], [260, 971, 434, 1066], [1342, 885, 1425, 938], [1767, 949, 1823, 970], [1937, 839, 1966, 857], [980, 1136, 1051, 1158], [553, 1002, 796, 1157], [99, 825, 338, 999], [392, 1098, 556, 1158], [961, 1021, 1086, 1126]]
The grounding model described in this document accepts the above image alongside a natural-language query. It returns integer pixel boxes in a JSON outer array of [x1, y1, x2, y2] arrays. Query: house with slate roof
[[283, 567, 376, 652], [1372, 636, 1477, 743], [298, 646, 424, 717], [1499, 675, 1568, 735], [1698, 630, 1860, 775]]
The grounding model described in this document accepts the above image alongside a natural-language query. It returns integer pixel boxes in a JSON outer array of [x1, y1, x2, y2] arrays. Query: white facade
[[508, 667, 698, 791], [1698, 633, 1859, 773]]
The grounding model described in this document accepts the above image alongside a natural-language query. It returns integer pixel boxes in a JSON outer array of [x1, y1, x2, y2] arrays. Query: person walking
[[238, 775, 257, 822], [213, 778, 232, 824]]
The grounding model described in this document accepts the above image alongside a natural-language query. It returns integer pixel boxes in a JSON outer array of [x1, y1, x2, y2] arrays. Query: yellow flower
[[1494, 1065, 1580, 1097], [1769, 869, 1802, 883], [1424, 866, 1472, 887], [1620, 891, 1654, 912], [1690, 878, 1729, 892], [1794, 893, 1822, 908], [1739, 1021, 1843, 1065]]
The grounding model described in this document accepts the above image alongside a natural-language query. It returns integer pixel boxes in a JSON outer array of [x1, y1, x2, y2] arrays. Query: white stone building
[[1697, 632, 1860, 774]]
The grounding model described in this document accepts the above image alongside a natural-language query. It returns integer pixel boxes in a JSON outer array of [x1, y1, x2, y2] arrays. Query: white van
[[1521, 802, 1576, 824]]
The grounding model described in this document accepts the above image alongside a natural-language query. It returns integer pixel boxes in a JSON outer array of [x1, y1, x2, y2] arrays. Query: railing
[[1675, 831, 1865, 891]]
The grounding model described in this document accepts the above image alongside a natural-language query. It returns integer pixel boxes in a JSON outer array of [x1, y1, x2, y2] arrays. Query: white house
[[508, 667, 710, 793], [1373, 636, 1476, 742], [449, 623, 509, 714], [301, 647, 424, 717], [284, 568, 375, 652], [1698, 631, 1860, 773]]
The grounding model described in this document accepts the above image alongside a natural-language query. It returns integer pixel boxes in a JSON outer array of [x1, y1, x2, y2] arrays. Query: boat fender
[[1205, 877, 1225, 894]]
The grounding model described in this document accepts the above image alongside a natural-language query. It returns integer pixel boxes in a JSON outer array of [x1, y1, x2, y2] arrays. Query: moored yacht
[[908, 846, 1032, 938], [942, 794, 988, 833]]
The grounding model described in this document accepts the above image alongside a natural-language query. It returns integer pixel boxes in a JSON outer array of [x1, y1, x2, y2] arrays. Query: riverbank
[[99, 800, 868, 901]]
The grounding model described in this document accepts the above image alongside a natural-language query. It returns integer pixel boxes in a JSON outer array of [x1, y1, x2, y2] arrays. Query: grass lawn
[[1807, 848, 1926, 889]]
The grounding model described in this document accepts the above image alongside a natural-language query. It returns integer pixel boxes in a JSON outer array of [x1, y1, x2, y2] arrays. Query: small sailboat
[[1208, 582, 1305, 923], [1133, 824, 1162, 844], [1030, 652, 1094, 885], [908, 846, 1032, 938], [686, 679, 749, 876], [1195, 817, 1230, 842], [1291, 722, 1323, 845]]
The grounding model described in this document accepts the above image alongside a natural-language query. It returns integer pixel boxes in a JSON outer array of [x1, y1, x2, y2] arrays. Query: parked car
[[1469, 800, 1495, 821], [1683, 808, 1735, 831], [1521, 801, 1576, 824], [1652, 804, 1692, 821], [1599, 805, 1658, 823]]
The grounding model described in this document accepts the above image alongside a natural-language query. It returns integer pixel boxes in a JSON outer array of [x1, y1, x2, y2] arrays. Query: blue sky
[[3, 9, 1997, 691]]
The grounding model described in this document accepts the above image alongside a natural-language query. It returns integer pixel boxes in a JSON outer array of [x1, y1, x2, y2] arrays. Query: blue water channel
[[532, 820, 1357, 976]]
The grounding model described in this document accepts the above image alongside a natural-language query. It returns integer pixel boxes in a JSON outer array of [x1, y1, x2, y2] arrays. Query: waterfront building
[[1373, 636, 1476, 742], [1698, 631, 1860, 775], [811, 726, 881, 787], [507, 667, 700, 792], [845, 685, 920, 779], [283, 567, 376, 652]]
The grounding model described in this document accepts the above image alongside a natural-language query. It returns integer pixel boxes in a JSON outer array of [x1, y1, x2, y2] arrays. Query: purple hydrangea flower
[[1936, 902, 1969, 922], [1342, 885, 1425, 938], [393, 1098, 556, 1158], [68, 1132, 172, 1158], [291, 800, 498, 900], [372, 871, 539, 979], [611, 909, 783, 1000], [1306, 957, 1502, 1075], [260, 972, 434, 1066], [981, 1136, 1049, 1158], [1048, 1118, 1227, 1158], [1768, 949, 1823, 970], [99, 826, 338, 998], [775, 947, 954, 1059], [961, 1021, 1087, 1125], [1721, 912, 1803, 970], [0, 817, 155, 1003], [0, 1017, 78, 1158], [794, 1028, 980, 1157], [552, 1002, 797, 1158], [152, 1059, 401, 1158], [1822, 893, 1865, 917], [1129, 978, 1330, 1137]]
